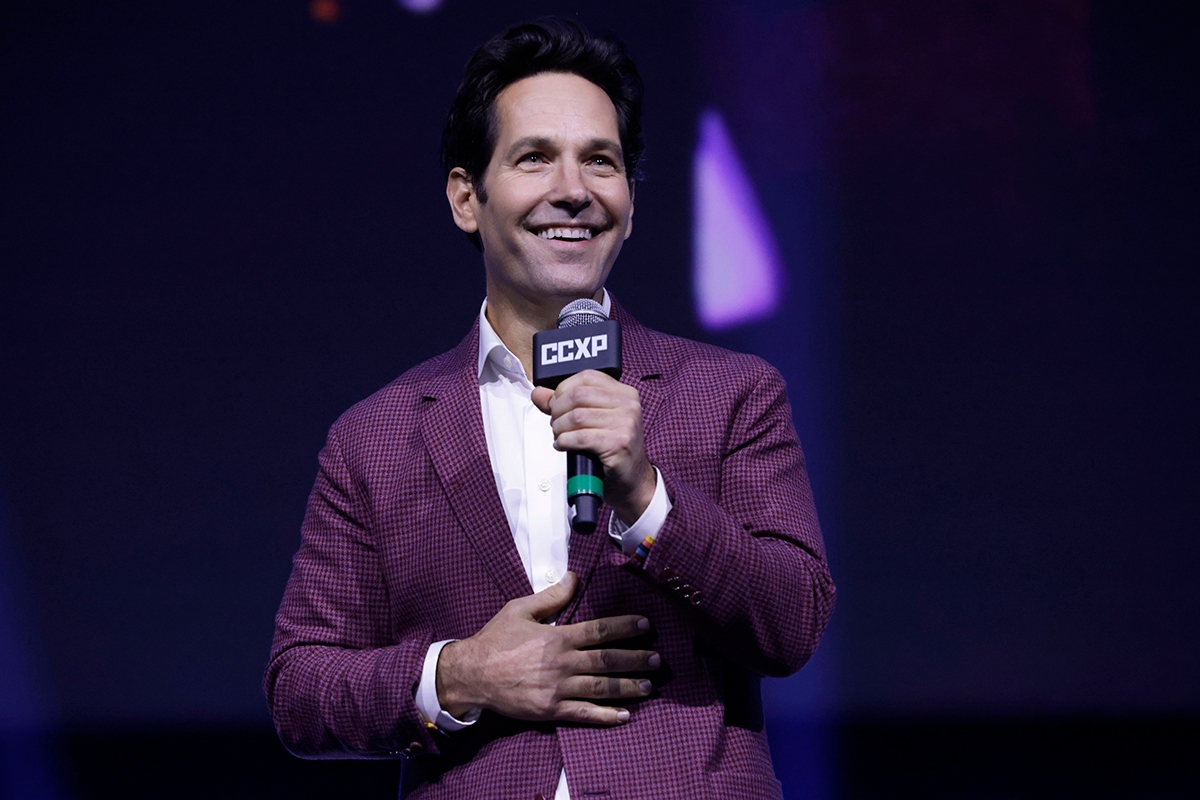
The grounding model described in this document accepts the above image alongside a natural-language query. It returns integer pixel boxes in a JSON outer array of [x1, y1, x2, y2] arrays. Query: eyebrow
[[504, 136, 625, 165]]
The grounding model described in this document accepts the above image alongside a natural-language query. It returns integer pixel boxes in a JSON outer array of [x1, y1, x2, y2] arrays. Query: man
[[265, 18, 834, 800]]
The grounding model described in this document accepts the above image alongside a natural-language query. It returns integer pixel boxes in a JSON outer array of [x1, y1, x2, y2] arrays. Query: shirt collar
[[477, 300, 518, 382], [476, 290, 612, 382]]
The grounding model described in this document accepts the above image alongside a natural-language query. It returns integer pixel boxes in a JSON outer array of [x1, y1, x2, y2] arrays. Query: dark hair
[[441, 19, 645, 246]]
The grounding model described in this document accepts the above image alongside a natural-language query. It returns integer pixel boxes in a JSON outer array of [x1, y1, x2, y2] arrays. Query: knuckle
[[592, 619, 610, 640]]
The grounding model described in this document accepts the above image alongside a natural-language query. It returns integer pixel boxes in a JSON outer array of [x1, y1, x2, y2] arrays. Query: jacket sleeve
[[635, 361, 835, 678], [263, 424, 439, 759]]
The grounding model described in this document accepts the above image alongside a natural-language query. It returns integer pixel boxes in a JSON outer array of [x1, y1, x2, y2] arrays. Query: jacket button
[[408, 741, 423, 752], [666, 576, 684, 590], [680, 585, 693, 599], [689, 589, 704, 606], [661, 567, 676, 580]]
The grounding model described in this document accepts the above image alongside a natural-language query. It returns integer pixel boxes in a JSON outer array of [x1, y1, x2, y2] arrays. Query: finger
[[561, 675, 654, 700], [572, 648, 661, 674], [553, 700, 631, 726], [551, 427, 617, 455], [550, 406, 626, 436], [554, 383, 630, 415], [562, 614, 650, 648], [530, 386, 553, 414], [568, 370, 622, 389], [512, 571, 577, 620], [551, 370, 598, 394]]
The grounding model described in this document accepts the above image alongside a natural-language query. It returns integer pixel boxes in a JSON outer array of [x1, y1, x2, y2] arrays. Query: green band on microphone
[[567, 474, 604, 499]]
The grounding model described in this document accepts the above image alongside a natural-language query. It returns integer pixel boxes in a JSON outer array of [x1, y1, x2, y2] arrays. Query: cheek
[[478, 204, 526, 248], [610, 193, 634, 235]]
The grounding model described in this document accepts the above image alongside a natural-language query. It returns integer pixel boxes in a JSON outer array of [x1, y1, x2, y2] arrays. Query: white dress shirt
[[413, 292, 671, 800]]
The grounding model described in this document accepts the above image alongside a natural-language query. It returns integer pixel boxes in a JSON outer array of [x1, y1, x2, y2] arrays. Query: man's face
[[447, 72, 634, 314]]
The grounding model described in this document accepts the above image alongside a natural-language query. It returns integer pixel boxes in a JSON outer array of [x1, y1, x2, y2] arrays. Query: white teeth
[[537, 227, 593, 240]]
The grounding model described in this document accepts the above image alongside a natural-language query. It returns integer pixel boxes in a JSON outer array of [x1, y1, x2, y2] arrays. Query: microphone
[[532, 299, 623, 534]]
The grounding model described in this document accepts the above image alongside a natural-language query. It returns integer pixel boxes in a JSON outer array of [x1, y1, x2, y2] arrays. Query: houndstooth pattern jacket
[[265, 300, 835, 800]]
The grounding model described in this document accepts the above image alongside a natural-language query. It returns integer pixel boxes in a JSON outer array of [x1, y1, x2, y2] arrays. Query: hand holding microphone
[[532, 300, 656, 532]]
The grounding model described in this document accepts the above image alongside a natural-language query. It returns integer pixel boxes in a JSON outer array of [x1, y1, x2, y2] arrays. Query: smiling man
[[265, 19, 835, 800]]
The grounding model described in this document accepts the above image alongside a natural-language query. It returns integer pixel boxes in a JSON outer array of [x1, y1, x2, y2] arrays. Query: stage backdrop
[[1, 0, 1196, 797]]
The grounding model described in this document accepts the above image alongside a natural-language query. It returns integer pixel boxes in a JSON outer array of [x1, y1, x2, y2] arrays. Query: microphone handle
[[567, 450, 603, 534]]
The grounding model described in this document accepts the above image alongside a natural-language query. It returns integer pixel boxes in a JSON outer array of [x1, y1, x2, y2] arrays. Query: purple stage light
[[396, 0, 443, 13], [692, 109, 784, 331]]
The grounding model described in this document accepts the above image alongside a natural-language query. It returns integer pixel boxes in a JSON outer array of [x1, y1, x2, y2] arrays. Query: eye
[[589, 155, 620, 173], [519, 152, 546, 164]]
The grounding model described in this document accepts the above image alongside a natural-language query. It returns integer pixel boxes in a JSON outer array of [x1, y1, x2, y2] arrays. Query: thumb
[[519, 571, 577, 621], [531, 386, 554, 415]]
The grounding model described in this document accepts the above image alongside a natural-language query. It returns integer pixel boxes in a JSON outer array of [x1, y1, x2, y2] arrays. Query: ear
[[446, 167, 479, 233]]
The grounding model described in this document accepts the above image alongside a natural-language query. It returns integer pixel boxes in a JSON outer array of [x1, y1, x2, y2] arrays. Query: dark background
[[1, 0, 1196, 797]]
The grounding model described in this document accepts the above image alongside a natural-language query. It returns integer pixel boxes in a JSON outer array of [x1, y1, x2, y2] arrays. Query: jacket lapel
[[419, 324, 533, 603]]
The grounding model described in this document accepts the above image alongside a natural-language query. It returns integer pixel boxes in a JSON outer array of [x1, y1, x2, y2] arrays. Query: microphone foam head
[[558, 298, 607, 328]]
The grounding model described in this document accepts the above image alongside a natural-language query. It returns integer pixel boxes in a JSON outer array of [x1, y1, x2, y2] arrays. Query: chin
[[531, 270, 608, 299]]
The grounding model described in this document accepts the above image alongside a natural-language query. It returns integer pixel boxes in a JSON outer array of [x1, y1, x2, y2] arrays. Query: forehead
[[491, 72, 621, 149]]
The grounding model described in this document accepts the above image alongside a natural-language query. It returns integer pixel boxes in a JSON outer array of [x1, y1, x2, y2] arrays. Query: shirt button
[[539, 479, 551, 492], [545, 569, 558, 584], [503, 356, 513, 369]]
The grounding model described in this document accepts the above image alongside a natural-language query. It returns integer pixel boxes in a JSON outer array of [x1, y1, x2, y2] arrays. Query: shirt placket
[[525, 399, 565, 593]]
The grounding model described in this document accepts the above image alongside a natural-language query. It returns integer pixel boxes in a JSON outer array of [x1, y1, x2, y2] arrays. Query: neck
[[484, 286, 605, 379]]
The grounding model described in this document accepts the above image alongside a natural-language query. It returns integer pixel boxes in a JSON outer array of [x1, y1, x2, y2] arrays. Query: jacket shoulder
[[326, 344, 467, 448], [628, 321, 783, 394]]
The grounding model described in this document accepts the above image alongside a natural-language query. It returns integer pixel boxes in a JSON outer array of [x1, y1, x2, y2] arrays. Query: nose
[[549, 161, 591, 211]]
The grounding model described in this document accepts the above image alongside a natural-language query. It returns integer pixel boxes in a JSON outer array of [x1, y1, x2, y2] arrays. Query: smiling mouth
[[534, 226, 595, 241]]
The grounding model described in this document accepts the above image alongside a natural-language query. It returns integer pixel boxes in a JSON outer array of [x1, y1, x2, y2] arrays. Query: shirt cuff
[[608, 466, 672, 556], [416, 640, 481, 733]]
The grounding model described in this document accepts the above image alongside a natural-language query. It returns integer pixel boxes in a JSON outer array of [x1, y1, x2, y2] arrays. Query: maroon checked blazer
[[265, 301, 836, 800]]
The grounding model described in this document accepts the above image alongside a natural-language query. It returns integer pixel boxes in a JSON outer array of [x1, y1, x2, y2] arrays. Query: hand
[[531, 370, 656, 523], [436, 572, 660, 725]]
